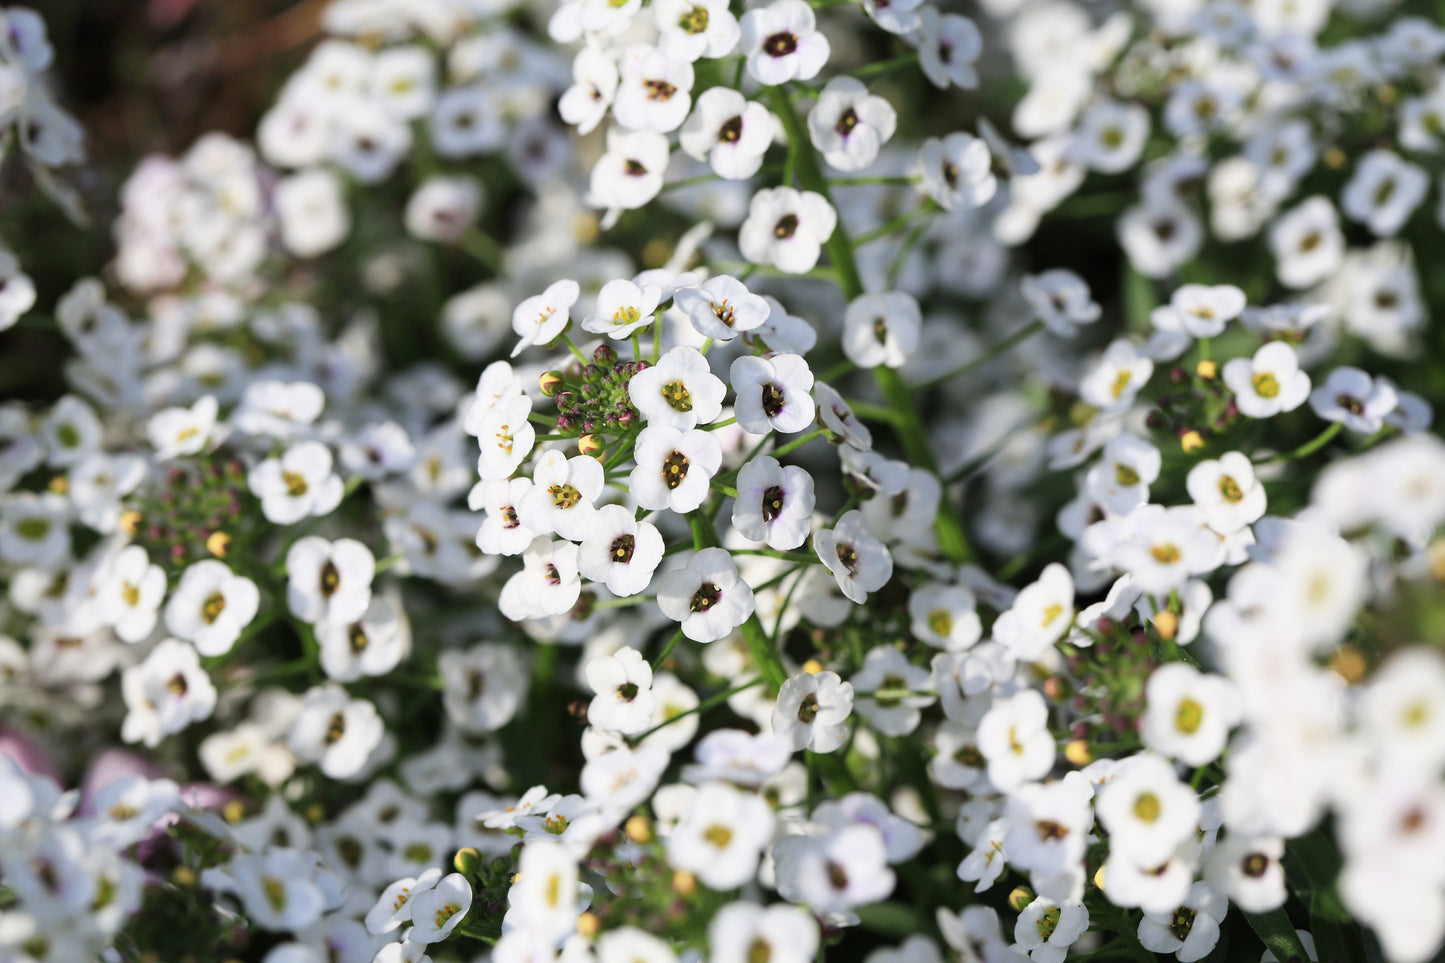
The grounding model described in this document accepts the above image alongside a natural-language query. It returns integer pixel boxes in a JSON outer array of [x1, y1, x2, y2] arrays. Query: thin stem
[[851, 51, 919, 79], [827, 175, 918, 187], [1256, 422, 1343, 465], [851, 203, 935, 246], [558, 334, 591, 366], [653, 628, 685, 669], [919, 319, 1045, 389], [770, 426, 828, 460], [628, 677, 763, 744]]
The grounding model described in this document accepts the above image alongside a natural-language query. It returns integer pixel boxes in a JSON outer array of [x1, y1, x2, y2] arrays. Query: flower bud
[[672, 871, 697, 896], [578, 434, 604, 458], [1179, 429, 1205, 453], [1064, 739, 1093, 767], [1152, 609, 1179, 641], [577, 912, 601, 939], [540, 371, 565, 396], [593, 344, 617, 366], [1195, 359, 1217, 380], [120, 510, 142, 536], [1007, 887, 1033, 911], [206, 531, 231, 558], [1329, 645, 1367, 685], [801, 659, 824, 675], [454, 847, 482, 876], [624, 815, 652, 844]]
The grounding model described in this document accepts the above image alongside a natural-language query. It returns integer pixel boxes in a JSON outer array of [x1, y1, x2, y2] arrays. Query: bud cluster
[[546, 344, 649, 437], [133, 458, 248, 570]]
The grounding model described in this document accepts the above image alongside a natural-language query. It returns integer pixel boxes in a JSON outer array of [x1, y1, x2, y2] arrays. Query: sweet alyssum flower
[[474, 394, 536, 481], [1150, 283, 1247, 341], [1309, 366, 1398, 433], [657, 547, 756, 642], [97, 545, 166, 644], [440, 643, 526, 733], [843, 291, 922, 369], [164, 559, 261, 657], [1269, 195, 1344, 289], [612, 45, 694, 134], [1021, 269, 1100, 337], [317, 594, 408, 682], [121, 638, 218, 747], [498, 537, 582, 621], [739, 0, 829, 85], [146, 394, 220, 460], [582, 278, 662, 338], [588, 127, 669, 228], [918, 133, 996, 210], [1015, 897, 1090, 963], [679, 87, 775, 180], [630, 345, 726, 428], [289, 683, 384, 780], [274, 168, 350, 258], [733, 455, 814, 550], [1079, 338, 1154, 415], [908, 583, 982, 651], [559, 47, 617, 136], [286, 536, 374, 626], [510, 278, 578, 357], [807, 77, 896, 172], [586, 646, 656, 735], [1340, 149, 1428, 237], [653, 0, 740, 61], [773, 669, 853, 752], [709, 901, 818, 963], [813, 509, 893, 604], [1142, 663, 1243, 767], [916, 9, 983, 89], [1221, 341, 1311, 418], [630, 425, 722, 513], [774, 822, 895, 913], [851, 646, 934, 736], [739, 187, 837, 274], [578, 504, 665, 597], [667, 780, 775, 889], [1186, 452, 1266, 535], [407, 873, 473, 944], [517, 449, 604, 542], [730, 353, 816, 434], [992, 562, 1073, 662], [1097, 752, 1201, 866], [248, 440, 345, 525], [673, 274, 770, 341], [1136, 881, 1228, 962], [976, 688, 1055, 792]]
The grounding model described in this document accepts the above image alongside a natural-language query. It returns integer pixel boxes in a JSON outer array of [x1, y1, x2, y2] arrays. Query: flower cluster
[[3, 0, 1445, 962]]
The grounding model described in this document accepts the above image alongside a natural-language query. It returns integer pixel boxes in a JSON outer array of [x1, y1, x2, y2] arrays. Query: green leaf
[[1246, 908, 1309, 961]]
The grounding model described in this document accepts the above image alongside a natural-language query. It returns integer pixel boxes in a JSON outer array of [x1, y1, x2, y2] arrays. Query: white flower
[[908, 583, 981, 650], [674, 275, 771, 341], [408, 873, 472, 944], [733, 456, 814, 550], [993, 563, 1073, 662], [1269, 196, 1344, 289], [0, 251, 36, 333], [164, 559, 261, 657], [440, 643, 527, 733], [852, 646, 934, 736], [918, 133, 996, 210], [774, 823, 895, 913], [1014, 897, 1089, 963], [0, 492, 70, 569], [731, 353, 816, 434], [248, 440, 345, 525], [773, 670, 853, 752], [843, 291, 922, 369], [739, 187, 836, 274], [121, 639, 218, 747], [808, 77, 896, 172], [1151, 284, 1247, 341], [653, 0, 740, 62], [630, 345, 727, 428], [39, 394, 102, 467], [667, 781, 775, 888], [227, 849, 327, 933], [517, 449, 605, 541], [1079, 339, 1154, 415], [511, 279, 579, 358], [1309, 366, 1398, 433], [317, 594, 409, 682], [233, 380, 325, 440], [598, 928, 677, 963], [1142, 663, 1242, 767], [97, 545, 166, 644], [1186, 452, 1265, 534], [977, 689, 1055, 792], [289, 684, 384, 780], [739, 0, 830, 85], [657, 547, 756, 642], [1072, 99, 1149, 173], [1222, 342, 1311, 418], [578, 504, 666, 597], [475, 394, 536, 481], [1096, 753, 1200, 866], [588, 128, 670, 228], [814, 509, 893, 604], [612, 45, 694, 133], [582, 278, 662, 339], [559, 47, 618, 136], [365, 868, 443, 935], [629, 425, 722, 513], [1136, 881, 1227, 963], [709, 902, 818, 963], [507, 840, 578, 941], [285, 536, 375, 626], [275, 168, 350, 258], [1203, 835, 1286, 914], [1021, 269, 1100, 337], [147, 395, 220, 460], [679, 88, 775, 180], [917, 9, 982, 89], [405, 175, 483, 243], [498, 537, 583, 622], [1341, 149, 1428, 237]]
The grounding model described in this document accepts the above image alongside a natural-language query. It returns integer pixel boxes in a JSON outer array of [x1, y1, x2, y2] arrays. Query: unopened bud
[[577, 911, 601, 938], [172, 866, 198, 888], [672, 871, 697, 896], [578, 434, 604, 458], [1093, 865, 1107, 889], [1007, 886, 1033, 911], [119, 510, 143, 536], [625, 815, 653, 844], [801, 659, 824, 675], [305, 803, 326, 824], [1330, 645, 1367, 685], [593, 344, 617, 366], [540, 371, 565, 396], [223, 800, 246, 824], [1043, 676, 1066, 700], [1179, 430, 1205, 454], [1429, 539, 1445, 582], [1195, 359, 1217, 380], [1064, 739, 1093, 767], [1152, 609, 1179, 641], [48, 475, 68, 495], [1324, 146, 1346, 169], [454, 847, 482, 875], [206, 531, 231, 558]]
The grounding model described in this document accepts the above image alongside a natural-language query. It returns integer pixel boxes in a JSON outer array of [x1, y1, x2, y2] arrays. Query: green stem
[[1256, 422, 1343, 465], [766, 85, 970, 564], [851, 51, 919, 79], [919, 319, 1044, 388], [628, 677, 763, 744]]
